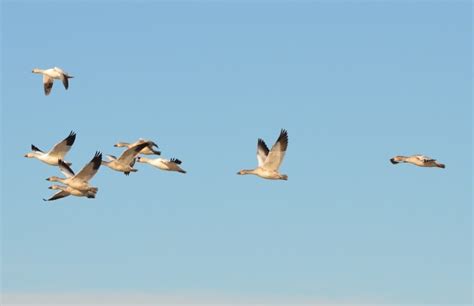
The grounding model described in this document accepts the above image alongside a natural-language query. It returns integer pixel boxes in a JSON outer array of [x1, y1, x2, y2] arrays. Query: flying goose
[[114, 139, 161, 155], [102, 142, 149, 175], [32, 67, 73, 95], [136, 156, 186, 173], [43, 185, 96, 202], [237, 129, 289, 180], [46, 151, 102, 192], [24, 131, 76, 166], [390, 155, 445, 168]]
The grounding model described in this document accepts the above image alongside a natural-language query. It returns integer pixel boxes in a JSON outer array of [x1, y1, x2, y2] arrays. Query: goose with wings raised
[[390, 154, 445, 168], [102, 142, 149, 175], [237, 129, 289, 180], [24, 131, 76, 166], [32, 67, 74, 96], [136, 156, 186, 173], [43, 185, 96, 202], [46, 151, 102, 192]]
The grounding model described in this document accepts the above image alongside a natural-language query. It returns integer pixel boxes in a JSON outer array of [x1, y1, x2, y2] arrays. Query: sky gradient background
[[1, 1, 472, 305]]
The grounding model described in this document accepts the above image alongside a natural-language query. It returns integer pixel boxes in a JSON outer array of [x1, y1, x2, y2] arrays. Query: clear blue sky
[[1, 1, 472, 305]]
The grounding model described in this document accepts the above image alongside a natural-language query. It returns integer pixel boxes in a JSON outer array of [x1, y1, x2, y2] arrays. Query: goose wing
[[415, 155, 435, 162], [43, 75, 54, 95], [54, 67, 70, 90], [256, 139, 270, 167], [74, 151, 102, 182], [43, 190, 70, 201], [118, 142, 149, 164], [48, 131, 76, 158], [262, 129, 288, 171], [58, 159, 75, 178], [31, 144, 44, 153]]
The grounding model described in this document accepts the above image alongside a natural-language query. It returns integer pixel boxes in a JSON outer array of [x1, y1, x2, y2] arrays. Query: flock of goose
[[28, 67, 446, 202]]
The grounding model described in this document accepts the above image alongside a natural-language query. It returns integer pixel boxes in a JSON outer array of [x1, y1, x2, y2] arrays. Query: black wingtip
[[66, 131, 77, 146], [390, 158, 398, 164], [170, 158, 182, 165], [31, 144, 43, 152], [92, 151, 103, 170]]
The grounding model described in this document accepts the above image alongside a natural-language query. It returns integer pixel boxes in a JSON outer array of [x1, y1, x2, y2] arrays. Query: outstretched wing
[[43, 190, 70, 201], [48, 131, 76, 158], [58, 159, 75, 178], [256, 138, 270, 167], [118, 142, 149, 164], [262, 129, 288, 171], [74, 151, 102, 182], [43, 75, 54, 95]]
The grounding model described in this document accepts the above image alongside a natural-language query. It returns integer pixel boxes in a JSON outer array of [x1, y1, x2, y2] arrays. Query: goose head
[[114, 142, 128, 148], [46, 176, 62, 182], [390, 156, 405, 164]]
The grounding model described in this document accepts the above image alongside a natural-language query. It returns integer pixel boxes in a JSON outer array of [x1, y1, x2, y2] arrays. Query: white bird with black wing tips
[[43, 185, 96, 202], [32, 67, 73, 96], [24, 131, 76, 166], [237, 129, 289, 180], [46, 151, 102, 193], [390, 154, 445, 169], [102, 142, 150, 175], [136, 156, 186, 174]]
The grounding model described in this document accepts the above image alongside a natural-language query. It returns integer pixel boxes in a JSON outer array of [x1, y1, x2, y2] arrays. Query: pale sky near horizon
[[1, 1, 472, 305]]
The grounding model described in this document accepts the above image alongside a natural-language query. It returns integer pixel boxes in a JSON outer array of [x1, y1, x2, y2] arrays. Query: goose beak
[[113, 144, 118, 147], [48, 186, 53, 189], [45, 178, 51, 181], [24, 154, 28, 157]]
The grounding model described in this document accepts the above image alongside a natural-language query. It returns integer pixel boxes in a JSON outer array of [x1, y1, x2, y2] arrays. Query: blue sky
[[1, 1, 472, 305]]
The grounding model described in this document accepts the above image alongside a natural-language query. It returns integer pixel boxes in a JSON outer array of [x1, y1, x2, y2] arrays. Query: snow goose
[[43, 185, 96, 202], [237, 129, 289, 180], [32, 67, 73, 95], [114, 139, 161, 155], [46, 151, 102, 192], [136, 156, 186, 173], [390, 154, 445, 168], [24, 131, 76, 166], [102, 142, 149, 175]]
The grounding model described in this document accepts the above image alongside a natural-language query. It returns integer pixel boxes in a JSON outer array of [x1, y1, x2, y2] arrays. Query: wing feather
[[48, 131, 76, 158], [256, 138, 269, 167], [58, 159, 75, 178], [262, 129, 288, 171], [118, 142, 149, 164], [43, 190, 70, 201], [43, 75, 54, 95], [74, 151, 102, 181]]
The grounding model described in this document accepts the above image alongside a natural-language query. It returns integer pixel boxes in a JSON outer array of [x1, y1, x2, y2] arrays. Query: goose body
[[114, 139, 161, 155], [43, 185, 96, 202], [32, 67, 73, 95], [24, 131, 76, 166], [390, 155, 445, 168], [238, 129, 289, 180], [102, 142, 149, 175], [137, 156, 186, 173], [46, 151, 102, 192]]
